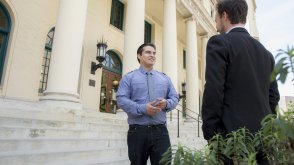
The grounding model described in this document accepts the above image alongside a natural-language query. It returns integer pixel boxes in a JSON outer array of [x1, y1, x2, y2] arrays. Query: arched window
[[0, 2, 11, 82], [102, 50, 122, 74], [39, 27, 55, 93]]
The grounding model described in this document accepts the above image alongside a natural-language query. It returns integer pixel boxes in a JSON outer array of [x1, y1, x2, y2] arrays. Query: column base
[[40, 90, 81, 103], [38, 100, 83, 111]]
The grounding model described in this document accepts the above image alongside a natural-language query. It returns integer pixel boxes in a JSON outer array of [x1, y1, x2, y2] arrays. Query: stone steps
[[0, 147, 128, 165], [60, 157, 129, 165], [0, 116, 128, 130], [0, 106, 206, 165], [0, 138, 127, 153], [0, 126, 127, 139]]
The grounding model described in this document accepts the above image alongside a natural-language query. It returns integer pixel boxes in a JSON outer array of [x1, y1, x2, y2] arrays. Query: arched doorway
[[0, 2, 11, 82], [99, 50, 122, 113]]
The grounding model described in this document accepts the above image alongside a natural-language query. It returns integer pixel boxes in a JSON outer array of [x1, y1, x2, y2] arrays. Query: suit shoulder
[[209, 34, 227, 43]]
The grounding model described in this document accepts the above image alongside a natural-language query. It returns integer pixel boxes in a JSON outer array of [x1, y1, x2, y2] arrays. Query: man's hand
[[146, 101, 161, 116], [154, 98, 167, 110]]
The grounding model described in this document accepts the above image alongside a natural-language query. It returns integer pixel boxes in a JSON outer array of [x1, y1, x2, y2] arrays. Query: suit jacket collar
[[228, 27, 249, 34]]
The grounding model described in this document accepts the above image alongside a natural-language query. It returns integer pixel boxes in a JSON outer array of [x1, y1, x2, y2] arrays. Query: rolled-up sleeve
[[116, 75, 146, 117]]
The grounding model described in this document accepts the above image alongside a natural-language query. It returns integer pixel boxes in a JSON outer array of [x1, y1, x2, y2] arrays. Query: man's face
[[138, 46, 156, 68], [215, 12, 226, 34]]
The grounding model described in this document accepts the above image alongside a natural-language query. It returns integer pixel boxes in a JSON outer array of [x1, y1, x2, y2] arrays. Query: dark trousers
[[127, 124, 171, 165]]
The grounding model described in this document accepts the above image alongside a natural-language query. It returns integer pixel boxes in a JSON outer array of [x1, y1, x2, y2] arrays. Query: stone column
[[201, 36, 209, 90], [186, 17, 199, 118], [123, 0, 145, 74], [41, 0, 88, 103], [163, 0, 178, 89]]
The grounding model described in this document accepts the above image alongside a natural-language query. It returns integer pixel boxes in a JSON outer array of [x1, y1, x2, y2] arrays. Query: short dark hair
[[137, 43, 156, 63], [216, 0, 248, 24]]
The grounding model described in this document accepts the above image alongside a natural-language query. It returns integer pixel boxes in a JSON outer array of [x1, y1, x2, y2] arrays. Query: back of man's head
[[217, 0, 248, 24]]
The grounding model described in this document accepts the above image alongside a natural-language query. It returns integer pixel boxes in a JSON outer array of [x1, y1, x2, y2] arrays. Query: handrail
[[173, 103, 202, 138], [177, 104, 201, 116], [175, 107, 201, 122]]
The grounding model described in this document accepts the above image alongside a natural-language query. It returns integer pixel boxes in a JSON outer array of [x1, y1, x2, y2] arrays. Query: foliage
[[223, 128, 255, 164], [161, 107, 294, 165], [271, 45, 294, 84]]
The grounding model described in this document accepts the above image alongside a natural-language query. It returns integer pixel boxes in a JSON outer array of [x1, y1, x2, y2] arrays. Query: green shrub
[[162, 108, 294, 165]]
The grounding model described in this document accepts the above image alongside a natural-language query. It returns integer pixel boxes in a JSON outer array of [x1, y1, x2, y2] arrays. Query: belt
[[129, 124, 166, 129]]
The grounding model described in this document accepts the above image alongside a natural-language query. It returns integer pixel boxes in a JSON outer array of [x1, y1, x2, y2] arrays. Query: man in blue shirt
[[117, 43, 179, 165]]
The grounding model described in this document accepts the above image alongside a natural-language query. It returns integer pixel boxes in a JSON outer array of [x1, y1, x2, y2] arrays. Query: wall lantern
[[181, 82, 186, 95], [112, 79, 119, 91], [91, 39, 108, 74], [112, 80, 119, 86], [180, 82, 187, 118]]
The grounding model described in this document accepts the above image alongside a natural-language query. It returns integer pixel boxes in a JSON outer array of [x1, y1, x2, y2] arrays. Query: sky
[[255, 0, 294, 96]]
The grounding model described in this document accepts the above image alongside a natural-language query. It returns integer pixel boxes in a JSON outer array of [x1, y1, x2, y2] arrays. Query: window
[[144, 21, 152, 43], [0, 2, 11, 82], [39, 27, 55, 93], [102, 50, 122, 74], [110, 0, 124, 30], [183, 50, 186, 69]]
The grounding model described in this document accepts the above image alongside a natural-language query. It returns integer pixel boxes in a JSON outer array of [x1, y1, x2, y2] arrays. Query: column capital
[[184, 15, 197, 23], [200, 34, 209, 39]]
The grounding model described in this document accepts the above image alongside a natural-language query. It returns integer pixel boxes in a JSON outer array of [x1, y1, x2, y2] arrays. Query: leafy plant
[[162, 109, 294, 165], [206, 134, 225, 164], [223, 128, 255, 164], [271, 45, 294, 84], [160, 144, 206, 165]]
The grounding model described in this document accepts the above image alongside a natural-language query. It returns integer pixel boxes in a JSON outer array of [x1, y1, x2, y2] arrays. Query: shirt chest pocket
[[154, 83, 168, 97], [131, 82, 148, 101]]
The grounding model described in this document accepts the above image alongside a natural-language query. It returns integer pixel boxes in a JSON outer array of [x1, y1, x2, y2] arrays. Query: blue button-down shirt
[[116, 67, 179, 125]]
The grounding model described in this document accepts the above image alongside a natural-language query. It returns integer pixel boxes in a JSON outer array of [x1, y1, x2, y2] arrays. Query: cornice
[[177, 0, 217, 36]]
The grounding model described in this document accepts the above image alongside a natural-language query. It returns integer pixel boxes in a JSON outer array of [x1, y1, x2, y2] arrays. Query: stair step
[[0, 138, 127, 153], [0, 106, 207, 165], [0, 116, 129, 131], [0, 147, 128, 165], [0, 126, 127, 139], [61, 157, 130, 165]]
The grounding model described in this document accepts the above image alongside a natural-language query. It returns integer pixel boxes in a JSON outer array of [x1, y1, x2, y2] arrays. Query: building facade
[[0, 0, 258, 164]]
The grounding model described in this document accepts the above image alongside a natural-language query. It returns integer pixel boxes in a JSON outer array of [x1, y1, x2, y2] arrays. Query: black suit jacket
[[201, 28, 280, 140]]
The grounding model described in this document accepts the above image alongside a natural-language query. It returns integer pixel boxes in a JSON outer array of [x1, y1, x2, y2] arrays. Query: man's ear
[[137, 54, 141, 63]]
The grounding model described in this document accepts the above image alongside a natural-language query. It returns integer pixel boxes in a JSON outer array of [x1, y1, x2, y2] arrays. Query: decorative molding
[[177, 0, 217, 36]]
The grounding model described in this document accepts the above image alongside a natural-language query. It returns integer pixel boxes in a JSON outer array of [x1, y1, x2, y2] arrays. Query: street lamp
[[180, 82, 187, 118], [112, 79, 119, 91], [91, 39, 108, 74], [181, 82, 186, 95]]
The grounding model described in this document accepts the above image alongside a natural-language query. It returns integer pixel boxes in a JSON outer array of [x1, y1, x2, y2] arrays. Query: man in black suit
[[201, 0, 280, 163]]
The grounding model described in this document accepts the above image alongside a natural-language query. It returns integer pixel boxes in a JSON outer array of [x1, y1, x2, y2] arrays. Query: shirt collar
[[226, 25, 245, 34], [139, 66, 154, 75]]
